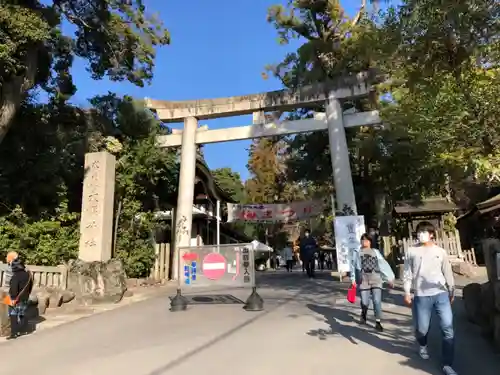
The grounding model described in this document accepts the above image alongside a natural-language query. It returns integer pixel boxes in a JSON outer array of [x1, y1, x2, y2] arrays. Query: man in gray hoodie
[[403, 221, 456, 375]]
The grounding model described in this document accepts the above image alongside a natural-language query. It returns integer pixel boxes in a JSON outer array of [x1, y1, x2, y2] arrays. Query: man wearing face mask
[[403, 221, 456, 375], [300, 229, 317, 278]]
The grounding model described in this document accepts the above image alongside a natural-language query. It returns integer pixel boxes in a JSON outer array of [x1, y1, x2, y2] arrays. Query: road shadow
[[0, 303, 45, 342], [256, 270, 350, 296], [25, 303, 46, 334], [148, 273, 313, 375], [383, 287, 407, 307], [448, 297, 500, 374], [306, 303, 441, 374]]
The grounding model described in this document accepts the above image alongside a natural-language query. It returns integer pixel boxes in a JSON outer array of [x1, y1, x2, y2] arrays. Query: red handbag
[[347, 284, 357, 304]]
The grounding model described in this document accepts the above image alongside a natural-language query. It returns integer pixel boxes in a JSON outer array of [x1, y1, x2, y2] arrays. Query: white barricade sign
[[177, 243, 255, 288], [334, 215, 366, 273]]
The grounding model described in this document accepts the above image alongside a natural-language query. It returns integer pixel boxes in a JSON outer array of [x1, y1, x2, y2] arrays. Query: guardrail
[[0, 264, 68, 290], [462, 249, 478, 265]]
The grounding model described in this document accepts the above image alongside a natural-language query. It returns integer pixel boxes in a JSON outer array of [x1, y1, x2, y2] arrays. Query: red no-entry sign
[[202, 253, 227, 280]]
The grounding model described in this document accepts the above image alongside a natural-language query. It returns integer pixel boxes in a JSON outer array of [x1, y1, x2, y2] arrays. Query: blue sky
[[67, 0, 363, 181]]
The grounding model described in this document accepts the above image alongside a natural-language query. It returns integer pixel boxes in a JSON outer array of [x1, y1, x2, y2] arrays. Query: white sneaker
[[419, 346, 430, 360], [442, 365, 457, 375]]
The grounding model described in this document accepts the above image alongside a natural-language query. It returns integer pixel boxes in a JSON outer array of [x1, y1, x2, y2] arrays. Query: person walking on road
[[351, 233, 395, 332], [325, 252, 333, 270], [283, 242, 294, 272], [300, 229, 317, 278], [319, 251, 325, 270], [403, 221, 457, 375]]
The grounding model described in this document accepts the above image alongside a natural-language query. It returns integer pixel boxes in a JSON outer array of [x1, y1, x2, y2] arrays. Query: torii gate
[[145, 71, 381, 279]]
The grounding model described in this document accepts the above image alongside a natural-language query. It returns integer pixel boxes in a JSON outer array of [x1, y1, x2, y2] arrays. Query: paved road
[[1, 271, 498, 375]]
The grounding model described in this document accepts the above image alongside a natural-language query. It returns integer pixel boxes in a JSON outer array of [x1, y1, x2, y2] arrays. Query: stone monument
[[70, 152, 127, 305], [79, 151, 116, 262]]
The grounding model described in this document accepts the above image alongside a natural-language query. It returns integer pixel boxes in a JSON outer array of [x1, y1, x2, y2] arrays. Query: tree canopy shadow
[[306, 303, 442, 374], [256, 270, 349, 294]]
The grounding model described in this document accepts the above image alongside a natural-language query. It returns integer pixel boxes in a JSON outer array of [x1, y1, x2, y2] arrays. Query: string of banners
[[227, 200, 324, 223]]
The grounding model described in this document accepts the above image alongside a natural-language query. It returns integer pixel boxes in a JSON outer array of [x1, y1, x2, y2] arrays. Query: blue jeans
[[360, 288, 382, 320], [413, 292, 454, 366]]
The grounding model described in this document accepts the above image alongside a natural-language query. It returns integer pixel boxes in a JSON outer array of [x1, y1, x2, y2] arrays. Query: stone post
[[172, 116, 198, 280], [78, 152, 116, 262], [326, 97, 358, 215], [0, 290, 10, 337]]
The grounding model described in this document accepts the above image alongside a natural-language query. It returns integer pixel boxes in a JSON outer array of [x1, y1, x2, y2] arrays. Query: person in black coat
[[300, 229, 318, 278], [7, 256, 33, 339]]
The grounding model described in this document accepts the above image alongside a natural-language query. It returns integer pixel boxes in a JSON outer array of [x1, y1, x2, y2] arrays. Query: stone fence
[[0, 246, 172, 292], [1, 259, 130, 337], [463, 238, 500, 350], [382, 231, 464, 259], [150, 243, 171, 281], [0, 263, 68, 290]]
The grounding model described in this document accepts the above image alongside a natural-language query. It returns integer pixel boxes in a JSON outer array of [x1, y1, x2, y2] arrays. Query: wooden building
[[393, 197, 459, 237], [154, 154, 251, 247], [456, 193, 500, 264]]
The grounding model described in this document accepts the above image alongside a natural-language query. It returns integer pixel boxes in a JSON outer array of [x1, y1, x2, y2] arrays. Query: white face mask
[[417, 231, 431, 243]]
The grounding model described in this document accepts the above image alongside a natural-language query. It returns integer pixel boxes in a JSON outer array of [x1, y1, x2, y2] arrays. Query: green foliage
[[89, 95, 178, 278], [0, 5, 50, 77], [0, 102, 97, 216], [0, 206, 79, 266], [1, 0, 170, 89], [266, 0, 379, 86], [265, 1, 387, 225], [114, 206, 156, 278], [266, 0, 500, 225], [375, 0, 500, 198], [0, 1, 175, 276], [211, 168, 245, 203], [0, 94, 178, 277], [0, 0, 170, 139]]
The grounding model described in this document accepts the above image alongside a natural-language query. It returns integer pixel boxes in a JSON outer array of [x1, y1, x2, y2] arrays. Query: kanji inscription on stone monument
[[78, 152, 116, 262]]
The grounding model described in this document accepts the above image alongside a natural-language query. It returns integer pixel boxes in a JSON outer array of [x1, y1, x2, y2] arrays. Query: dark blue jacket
[[300, 236, 317, 260]]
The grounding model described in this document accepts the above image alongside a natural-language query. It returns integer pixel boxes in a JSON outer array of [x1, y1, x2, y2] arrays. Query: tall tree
[[266, 0, 387, 224], [267, 0, 500, 221], [0, 0, 170, 143], [378, 0, 500, 195], [0, 94, 179, 276], [245, 137, 306, 247], [212, 167, 245, 203], [246, 137, 305, 203]]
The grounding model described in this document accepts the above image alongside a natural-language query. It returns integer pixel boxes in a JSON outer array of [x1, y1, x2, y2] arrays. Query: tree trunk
[[0, 48, 38, 144]]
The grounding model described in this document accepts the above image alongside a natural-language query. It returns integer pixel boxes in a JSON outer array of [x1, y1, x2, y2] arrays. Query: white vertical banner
[[334, 216, 366, 273]]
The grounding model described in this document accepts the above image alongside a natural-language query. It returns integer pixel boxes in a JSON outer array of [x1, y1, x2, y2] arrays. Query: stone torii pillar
[[171, 116, 198, 280], [326, 96, 357, 215]]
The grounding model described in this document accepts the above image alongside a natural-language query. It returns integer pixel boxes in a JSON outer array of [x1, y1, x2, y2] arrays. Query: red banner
[[227, 200, 323, 223]]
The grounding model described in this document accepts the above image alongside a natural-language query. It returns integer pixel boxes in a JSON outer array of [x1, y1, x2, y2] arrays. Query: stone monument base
[[67, 259, 127, 306], [463, 238, 500, 350], [0, 290, 10, 337]]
